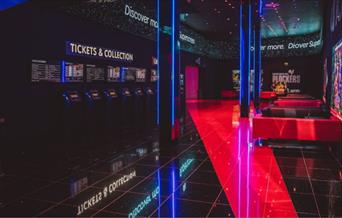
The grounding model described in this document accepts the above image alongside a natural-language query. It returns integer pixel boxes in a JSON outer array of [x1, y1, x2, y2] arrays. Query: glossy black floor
[[1, 113, 342, 217], [273, 146, 342, 217], [0, 115, 233, 217]]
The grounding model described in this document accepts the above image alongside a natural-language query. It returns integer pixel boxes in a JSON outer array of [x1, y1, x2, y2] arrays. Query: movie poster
[[232, 70, 240, 91], [331, 42, 342, 113], [271, 69, 301, 94], [232, 70, 264, 92], [323, 58, 328, 103]]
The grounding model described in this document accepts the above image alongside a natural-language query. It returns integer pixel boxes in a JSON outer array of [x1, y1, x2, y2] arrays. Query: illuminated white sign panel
[[124, 5, 158, 28], [272, 70, 301, 84], [180, 32, 196, 45], [76, 170, 136, 216], [261, 39, 322, 51], [124, 5, 195, 45], [66, 42, 134, 62]]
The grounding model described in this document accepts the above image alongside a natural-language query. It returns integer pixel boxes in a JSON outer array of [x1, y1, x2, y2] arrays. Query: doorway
[[185, 66, 199, 100]]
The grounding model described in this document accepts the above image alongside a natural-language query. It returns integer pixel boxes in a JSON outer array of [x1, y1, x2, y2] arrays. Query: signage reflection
[[77, 170, 136, 216], [128, 186, 160, 218]]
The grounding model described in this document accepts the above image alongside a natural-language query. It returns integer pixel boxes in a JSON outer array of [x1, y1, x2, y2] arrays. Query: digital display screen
[[31, 60, 61, 82], [70, 94, 78, 98], [151, 69, 158, 82], [86, 65, 105, 82], [331, 41, 342, 114], [136, 69, 146, 82], [107, 66, 121, 82], [122, 67, 136, 82], [65, 62, 84, 82]]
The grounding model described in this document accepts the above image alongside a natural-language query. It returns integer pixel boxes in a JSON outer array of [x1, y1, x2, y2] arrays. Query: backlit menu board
[[136, 69, 146, 82], [65, 62, 84, 82], [151, 69, 158, 82], [86, 65, 105, 82], [107, 66, 121, 82], [31, 60, 61, 82], [122, 67, 136, 82]]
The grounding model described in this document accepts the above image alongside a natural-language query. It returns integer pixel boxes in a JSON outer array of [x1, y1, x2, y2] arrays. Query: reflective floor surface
[[0, 100, 341, 217]]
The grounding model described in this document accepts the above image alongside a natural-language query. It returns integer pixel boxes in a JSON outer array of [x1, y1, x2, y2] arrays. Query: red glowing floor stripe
[[188, 100, 297, 217]]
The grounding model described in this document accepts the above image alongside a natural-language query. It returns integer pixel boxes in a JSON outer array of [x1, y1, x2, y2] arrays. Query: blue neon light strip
[[258, 21, 262, 99], [248, 4, 251, 105], [0, 0, 28, 10], [239, 4, 243, 105], [259, 0, 263, 17], [120, 67, 125, 83], [61, 61, 66, 83], [246, 128, 250, 217], [171, 0, 176, 126], [157, 170, 161, 218], [156, 0, 160, 125], [237, 127, 241, 217], [172, 169, 175, 218]]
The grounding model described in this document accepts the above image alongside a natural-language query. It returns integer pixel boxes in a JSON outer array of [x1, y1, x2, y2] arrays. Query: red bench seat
[[273, 100, 322, 108], [221, 90, 238, 99], [253, 114, 342, 142], [260, 91, 276, 100]]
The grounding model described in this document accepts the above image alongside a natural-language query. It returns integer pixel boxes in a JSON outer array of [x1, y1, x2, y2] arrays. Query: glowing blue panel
[[0, 0, 28, 10]]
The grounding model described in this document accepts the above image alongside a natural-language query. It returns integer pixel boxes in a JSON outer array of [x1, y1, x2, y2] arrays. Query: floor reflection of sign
[[76, 170, 136, 216], [70, 177, 88, 198], [179, 158, 194, 178], [128, 186, 160, 218]]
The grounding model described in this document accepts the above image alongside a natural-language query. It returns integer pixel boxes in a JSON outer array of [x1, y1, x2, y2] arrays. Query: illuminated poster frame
[[331, 39, 342, 115]]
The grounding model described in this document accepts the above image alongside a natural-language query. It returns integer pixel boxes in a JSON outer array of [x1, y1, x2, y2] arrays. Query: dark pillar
[[0, 117, 5, 177], [254, 0, 262, 109], [240, 0, 252, 117], [158, 0, 180, 145]]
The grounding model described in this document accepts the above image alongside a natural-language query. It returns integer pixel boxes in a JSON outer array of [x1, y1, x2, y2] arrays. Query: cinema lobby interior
[[1, 0, 342, 217]]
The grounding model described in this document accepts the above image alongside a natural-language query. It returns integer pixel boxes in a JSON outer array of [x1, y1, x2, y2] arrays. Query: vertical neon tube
[[248, 3, 252, 105], [237, 126, 241, 218], [171, 0, 176, 126], [156, 0, 160, 125], [61, 61, 66, 83], [172, 169, 176, 218], [259, 0, 263, 16], [239, 3, 243, 105], [258, 0, 263, 103], [246, 127, 250, 218], [157, 169, 161, 218]]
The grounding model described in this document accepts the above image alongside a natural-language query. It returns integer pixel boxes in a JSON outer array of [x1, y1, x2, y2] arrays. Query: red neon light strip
[[188, 100, 297, 217]]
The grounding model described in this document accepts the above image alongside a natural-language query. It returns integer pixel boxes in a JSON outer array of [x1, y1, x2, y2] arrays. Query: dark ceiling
[[180, 0, 323, 40], [1, 0, 323, 42]]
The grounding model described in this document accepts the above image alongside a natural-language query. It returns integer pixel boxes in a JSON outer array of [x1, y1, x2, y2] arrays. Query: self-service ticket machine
[[121, 88, 133, 132], [62, 91, 84, 147], [145, 87, 156, 130], [84, 89, 105, 146], [104, 89, 120, 144], [134, 88, 145, 133]]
